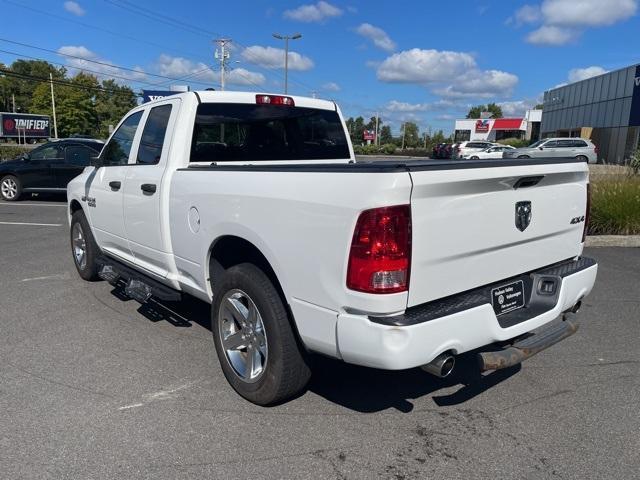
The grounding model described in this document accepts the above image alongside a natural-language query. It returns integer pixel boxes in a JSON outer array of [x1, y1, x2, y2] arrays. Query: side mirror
[[20, 153, 30, 161], [539, 146, 544, 150], [90, 156, 103, 168]]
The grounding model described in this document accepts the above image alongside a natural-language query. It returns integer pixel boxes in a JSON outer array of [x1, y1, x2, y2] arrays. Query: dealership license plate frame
[[491, 280, 525, 316]]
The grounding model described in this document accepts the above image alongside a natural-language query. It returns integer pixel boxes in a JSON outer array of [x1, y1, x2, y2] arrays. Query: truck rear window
[[190, 103, 350, 162]]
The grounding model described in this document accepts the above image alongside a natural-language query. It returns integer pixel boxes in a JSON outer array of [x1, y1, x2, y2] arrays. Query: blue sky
[[1, 0, 639, 134]]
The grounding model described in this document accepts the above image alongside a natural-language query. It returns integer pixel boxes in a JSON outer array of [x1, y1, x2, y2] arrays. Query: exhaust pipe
[[421, 353, 455, 378]]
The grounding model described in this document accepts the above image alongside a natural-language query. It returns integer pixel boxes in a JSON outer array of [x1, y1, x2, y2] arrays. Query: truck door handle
[[109, 181, 121, 191], [141, 183, 156, 194]]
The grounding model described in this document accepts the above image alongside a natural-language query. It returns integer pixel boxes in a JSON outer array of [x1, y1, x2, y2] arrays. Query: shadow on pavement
[[110, 285, 521, 412]]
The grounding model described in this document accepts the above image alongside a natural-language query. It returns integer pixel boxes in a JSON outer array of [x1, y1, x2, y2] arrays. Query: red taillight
[[256, 94, 295, 106], [347, 205, 412, 294], [582, 183, 591, 243], [594, 145, 599, 155]]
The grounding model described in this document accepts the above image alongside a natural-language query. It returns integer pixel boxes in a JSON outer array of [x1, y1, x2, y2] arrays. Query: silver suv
[[503, 138, 597, 163], [453, 141, 498, 159]]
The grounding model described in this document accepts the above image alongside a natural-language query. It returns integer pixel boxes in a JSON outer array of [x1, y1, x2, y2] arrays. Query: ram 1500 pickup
[[67, 91, 598, 405]]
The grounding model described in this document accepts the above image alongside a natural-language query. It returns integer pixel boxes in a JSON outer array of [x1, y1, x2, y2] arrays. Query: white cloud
[[385, 99, 459, 112], [499, 99, 540, 116], [283, 1, 342, 22], [355, 23, 396, 52], [518, 0, 638, 45], [241, 45, 314, 71], [377, 49, 476, 83], [156, 54, 265, 87], [57, 45, 147, 82], [526, 25, 578, 45], [568, 65, 608, 83], [63, 1, 85, 16], [377, 48, 518, 98], [321, 82, 340, 91], [541, 0, 637, 27], [226, 68, 266, 86], [434, 70, 519, 98], [508, 4, 541, 25]]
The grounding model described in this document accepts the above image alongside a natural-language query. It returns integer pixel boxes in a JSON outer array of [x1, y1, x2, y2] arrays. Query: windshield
[[190, 103, 350, 162], [528, 140, 545, 148]]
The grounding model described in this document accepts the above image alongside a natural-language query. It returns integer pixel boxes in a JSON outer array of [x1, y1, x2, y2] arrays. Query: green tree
[[345, 116, 366, 145], [401, 121, 420, 148], [0, 60, 66, 113], [466, 102, 503, 119], [379, 125, 393, 144], [534, 103, 543, 110], [95, 79, 138, 138]]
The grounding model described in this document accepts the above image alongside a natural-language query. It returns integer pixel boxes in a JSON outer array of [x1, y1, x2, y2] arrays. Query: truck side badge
[[515, 201, 532, 231]]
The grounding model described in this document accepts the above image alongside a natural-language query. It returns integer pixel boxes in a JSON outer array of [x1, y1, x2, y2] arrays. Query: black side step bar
[[96, 256, 181, 303], [478, 312, 579, 371]]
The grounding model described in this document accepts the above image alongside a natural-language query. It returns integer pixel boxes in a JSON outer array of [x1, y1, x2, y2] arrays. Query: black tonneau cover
[[182, 157, 584, 173]]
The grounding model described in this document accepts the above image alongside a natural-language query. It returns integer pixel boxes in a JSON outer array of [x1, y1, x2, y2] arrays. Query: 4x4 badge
[[515, 201, 532, 232]]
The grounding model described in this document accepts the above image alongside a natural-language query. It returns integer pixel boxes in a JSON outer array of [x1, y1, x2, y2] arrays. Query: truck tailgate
[[407, 160, 589, 307]]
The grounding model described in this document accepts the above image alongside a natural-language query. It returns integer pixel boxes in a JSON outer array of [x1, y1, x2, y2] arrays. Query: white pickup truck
[[67, 91, 598, 405]]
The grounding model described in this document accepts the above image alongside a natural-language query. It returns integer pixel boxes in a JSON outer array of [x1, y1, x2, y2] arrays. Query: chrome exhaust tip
[[421, 353, 455, 378], [571, 301, 582, 313]]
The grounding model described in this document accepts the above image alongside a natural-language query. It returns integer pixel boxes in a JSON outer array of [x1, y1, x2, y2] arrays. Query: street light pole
[[272, 33, 301, 94]]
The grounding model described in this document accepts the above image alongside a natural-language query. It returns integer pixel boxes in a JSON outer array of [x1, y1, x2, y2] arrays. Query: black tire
[[0, 175, 22, 201], [470, 155, 479, 159], [211, 263, 311, 405], [70, 210, 100, 281], [517, 155, 530, 159], [575, 155, 588, 162]]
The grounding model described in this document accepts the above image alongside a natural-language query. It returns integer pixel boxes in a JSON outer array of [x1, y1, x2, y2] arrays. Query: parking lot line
[[0, 221, 63, 227], [0, 203, 66, 207]]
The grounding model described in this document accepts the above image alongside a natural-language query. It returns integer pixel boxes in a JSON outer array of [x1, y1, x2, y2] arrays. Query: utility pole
[[272, 33, 302, 94], [11, 94, 16, 113], [49, 73, 58, 139], [401, 122, 406, 150], [374, 112, 379, 146], [214, 39, 231, 91]]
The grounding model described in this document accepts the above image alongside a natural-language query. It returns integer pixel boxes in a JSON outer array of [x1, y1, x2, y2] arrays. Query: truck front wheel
[[70, 210, 100, 281], [211, 263, 311, 405]]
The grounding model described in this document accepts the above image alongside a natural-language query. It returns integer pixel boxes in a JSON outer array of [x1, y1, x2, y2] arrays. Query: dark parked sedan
[[0, 139, 104, 201]]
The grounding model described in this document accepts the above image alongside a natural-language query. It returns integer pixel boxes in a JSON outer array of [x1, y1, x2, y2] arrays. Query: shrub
[[0, 145, 33, 162], [496, 138, 530, 148], [382, 143, 397, 155], [588, 175, 640, 235], [630, 149, 640, 175]]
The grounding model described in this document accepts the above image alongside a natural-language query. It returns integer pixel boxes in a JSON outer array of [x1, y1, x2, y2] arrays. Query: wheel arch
[[207, 235, 305, 347]]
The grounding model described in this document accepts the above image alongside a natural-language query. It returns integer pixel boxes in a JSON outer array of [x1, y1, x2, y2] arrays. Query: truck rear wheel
[[211, 263, 311, 405], [70, 210, 100, 281]]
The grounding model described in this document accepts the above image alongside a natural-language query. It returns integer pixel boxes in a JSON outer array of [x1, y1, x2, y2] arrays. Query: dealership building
[[541, 63, 640, 164], [454, 109, 542, 143]]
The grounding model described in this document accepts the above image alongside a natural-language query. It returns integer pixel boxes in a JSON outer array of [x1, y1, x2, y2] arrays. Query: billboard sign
[[1, 114, 50, 138], [141, 90, 177, 103], [363, 129, 376, 141], [475, 119, 490, 133]]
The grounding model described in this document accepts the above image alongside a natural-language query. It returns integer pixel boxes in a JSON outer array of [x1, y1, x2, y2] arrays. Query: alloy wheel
[[218, 289, 268, 383], [72, 222, 87, 270], [1, 178, 17, 200]]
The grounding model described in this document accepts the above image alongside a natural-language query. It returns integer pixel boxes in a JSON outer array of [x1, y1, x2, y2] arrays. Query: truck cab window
[[101, 111, 143, 166], [137, 105, 172, 165], [190, 103, 350, 162]]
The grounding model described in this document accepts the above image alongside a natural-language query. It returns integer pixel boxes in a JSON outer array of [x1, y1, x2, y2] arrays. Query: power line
[[1, 0, 209, 63], [0, 37, 215, 86], [0, 68, 138, 96], [101, 0, 320, 94]]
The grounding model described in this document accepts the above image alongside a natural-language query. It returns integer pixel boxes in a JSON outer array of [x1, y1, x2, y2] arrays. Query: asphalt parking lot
[[1, 197, 638, 480]]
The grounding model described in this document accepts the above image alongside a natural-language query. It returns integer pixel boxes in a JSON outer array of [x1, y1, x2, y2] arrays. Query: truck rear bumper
[[335, 257, 597, 370]]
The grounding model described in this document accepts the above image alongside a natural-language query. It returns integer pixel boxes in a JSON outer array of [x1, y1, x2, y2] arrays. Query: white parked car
[[453, 140, 499, 159], [66, 91, 598, 405], [461, 145, 516, 159]]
